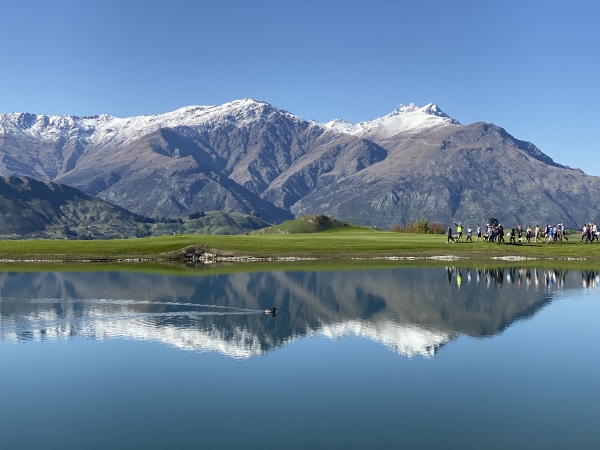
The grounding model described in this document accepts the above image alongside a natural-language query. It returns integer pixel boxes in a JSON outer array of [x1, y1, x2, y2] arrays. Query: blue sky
[[2, 0, 599, 175]]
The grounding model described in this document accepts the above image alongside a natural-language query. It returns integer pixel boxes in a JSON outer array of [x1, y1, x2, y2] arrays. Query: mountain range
[[1, 99, 598, 229]]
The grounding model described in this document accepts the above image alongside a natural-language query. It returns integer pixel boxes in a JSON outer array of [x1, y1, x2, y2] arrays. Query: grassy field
[[1, 227, 600, 263]]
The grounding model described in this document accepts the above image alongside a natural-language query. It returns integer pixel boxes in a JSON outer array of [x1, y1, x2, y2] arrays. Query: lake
[[0, 264, 598, 449]]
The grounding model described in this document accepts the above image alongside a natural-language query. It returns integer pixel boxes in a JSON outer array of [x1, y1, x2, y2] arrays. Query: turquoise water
[[0, 266, 598, 449]]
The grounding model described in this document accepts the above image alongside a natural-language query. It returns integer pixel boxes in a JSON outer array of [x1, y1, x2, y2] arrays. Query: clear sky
[[2, 0, 599, 175]]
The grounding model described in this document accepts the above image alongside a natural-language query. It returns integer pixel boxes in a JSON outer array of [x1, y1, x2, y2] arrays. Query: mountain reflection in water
[[0, 267, 597, 358]]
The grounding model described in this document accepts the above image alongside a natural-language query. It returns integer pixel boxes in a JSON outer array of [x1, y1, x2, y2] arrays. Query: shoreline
[[0, 253, 591, 264]]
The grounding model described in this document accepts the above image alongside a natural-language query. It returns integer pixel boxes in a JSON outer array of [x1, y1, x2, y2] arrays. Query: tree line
[[391, 218, 445, 234]]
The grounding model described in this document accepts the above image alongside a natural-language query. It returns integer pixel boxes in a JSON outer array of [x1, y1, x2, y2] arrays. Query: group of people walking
[[446, 222, 597, 244], [448, 223, 511, 243], [581, 223, 599, 243]]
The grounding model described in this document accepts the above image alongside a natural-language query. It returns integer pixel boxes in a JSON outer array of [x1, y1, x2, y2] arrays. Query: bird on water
[[263, 307, 277, 316]]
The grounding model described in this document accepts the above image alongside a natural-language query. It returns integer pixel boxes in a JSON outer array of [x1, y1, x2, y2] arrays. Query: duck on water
[[263, 307, 277, 316]]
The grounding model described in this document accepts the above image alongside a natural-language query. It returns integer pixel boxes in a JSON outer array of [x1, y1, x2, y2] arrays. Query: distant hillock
[[253, 214, 354, 234]]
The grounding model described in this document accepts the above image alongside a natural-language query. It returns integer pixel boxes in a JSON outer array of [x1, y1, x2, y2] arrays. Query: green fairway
[[1, 228, 600, 263]]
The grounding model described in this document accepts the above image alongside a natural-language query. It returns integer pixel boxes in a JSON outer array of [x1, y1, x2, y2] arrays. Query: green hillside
[[252, 214, 362, 234], [149, 211, 271, 236]]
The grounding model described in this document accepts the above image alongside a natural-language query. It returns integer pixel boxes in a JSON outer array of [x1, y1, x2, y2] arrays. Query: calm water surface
[[0, 265, 598, 449]]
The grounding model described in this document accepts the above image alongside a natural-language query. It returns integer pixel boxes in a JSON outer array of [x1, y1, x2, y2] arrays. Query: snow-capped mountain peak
[[323, 102, 460, 138], [391, 102, 447, 117], [390, 102, 422, 115], [323, 118, 358, 134]]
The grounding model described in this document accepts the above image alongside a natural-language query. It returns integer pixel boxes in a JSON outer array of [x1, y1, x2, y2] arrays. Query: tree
[[413, 218, 430, 234], [487, 217, 499, 227]]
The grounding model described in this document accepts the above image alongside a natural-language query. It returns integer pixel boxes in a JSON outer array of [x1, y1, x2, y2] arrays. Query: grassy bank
[[1, 228, 600, 263]]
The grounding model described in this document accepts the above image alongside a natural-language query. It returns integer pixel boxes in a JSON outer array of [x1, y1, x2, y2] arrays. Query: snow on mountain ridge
[[323, 102, 461, 138], [323, 118, 357, 134], [0, 99, 459, 151], [0, 98, 309, 149]]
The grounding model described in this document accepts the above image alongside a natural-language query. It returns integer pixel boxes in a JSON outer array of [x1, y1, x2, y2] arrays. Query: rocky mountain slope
[[0, 175, 271, 238], [0, 175, 145, 238], [1, 99, 598, 228]]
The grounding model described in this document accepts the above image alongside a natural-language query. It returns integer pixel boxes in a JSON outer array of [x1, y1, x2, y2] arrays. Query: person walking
[[584, 223, 593, 244], [466, 226, 473, 242], [547, 225, 554, 243], [497, 224, 505, 243], [455, 222, 463, 241], [447, 226, 455, 243]]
